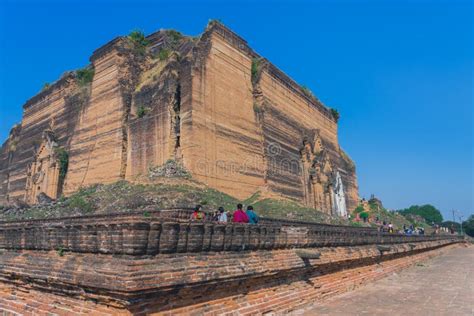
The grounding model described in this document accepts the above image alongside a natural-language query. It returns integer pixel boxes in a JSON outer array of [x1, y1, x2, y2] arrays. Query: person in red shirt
[[190, 205, 204, 220], [232, 203, 249, 223]]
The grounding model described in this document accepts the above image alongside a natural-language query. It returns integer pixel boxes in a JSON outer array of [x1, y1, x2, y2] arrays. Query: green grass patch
[[158, 48, 170, 61], [54, 147, 69, 182], [136, 105, 148, 118], [251, 57, 264, 85], [128, 29, 149, 55], [76, 66, 95, 86]]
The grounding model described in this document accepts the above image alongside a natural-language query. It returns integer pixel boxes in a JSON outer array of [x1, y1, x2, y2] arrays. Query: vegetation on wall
[[41, 83, 51, 91], [136, 105, 149, 118], [251, 57, 263, 85], [359, 212, 369, 221], [253, 102, 263, 114], [76, 66, 95, 87], [158, 48, 171, 61], [300, 86, 314, 99], [54, 147, 69, 183], [166, 30, 183, 45], [330, 108, 340, 122], [128, 30, 149, 55], [9, 139, 18, 152], [354, 204, 364, 213]]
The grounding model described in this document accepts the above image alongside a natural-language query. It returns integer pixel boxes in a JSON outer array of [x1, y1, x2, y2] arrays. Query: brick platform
[[0, 212, 465, 315]]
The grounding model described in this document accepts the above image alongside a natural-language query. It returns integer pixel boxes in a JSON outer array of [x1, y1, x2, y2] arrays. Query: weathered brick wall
[[0, 211, 457, 255], [64, 40, 128, 193], [182, 22, 358, 212], [0, 212, 465, 315], [0, 73, 80, 203], [0, 240, 463, 315]]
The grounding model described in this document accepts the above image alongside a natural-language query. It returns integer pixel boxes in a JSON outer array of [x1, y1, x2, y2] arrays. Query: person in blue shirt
[[246, 205, 259, 224]]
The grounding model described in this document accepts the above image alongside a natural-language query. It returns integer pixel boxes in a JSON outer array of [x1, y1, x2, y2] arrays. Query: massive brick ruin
[[0, 21, 469, 315], [0, 21, 358, 215]]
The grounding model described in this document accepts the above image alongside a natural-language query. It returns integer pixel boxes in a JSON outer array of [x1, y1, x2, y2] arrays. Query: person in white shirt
[[217, 207, 228, 223]]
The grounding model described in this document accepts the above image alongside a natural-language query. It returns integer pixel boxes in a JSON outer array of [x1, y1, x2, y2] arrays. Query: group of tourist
[[402, 224, 425, 235], [190, 203, 259, 224]]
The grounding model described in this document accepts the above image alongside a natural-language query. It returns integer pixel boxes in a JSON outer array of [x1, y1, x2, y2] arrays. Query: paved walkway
[[296, 246, 473, 316]]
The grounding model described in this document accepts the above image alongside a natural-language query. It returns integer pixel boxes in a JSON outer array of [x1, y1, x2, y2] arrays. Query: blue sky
[[0, 0, 472, 220]]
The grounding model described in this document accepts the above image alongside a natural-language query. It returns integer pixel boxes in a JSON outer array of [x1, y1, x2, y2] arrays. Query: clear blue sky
[[0, 0, 472, 221]]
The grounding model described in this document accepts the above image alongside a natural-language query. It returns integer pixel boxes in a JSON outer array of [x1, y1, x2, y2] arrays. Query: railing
[[0, 208, 462, 255]]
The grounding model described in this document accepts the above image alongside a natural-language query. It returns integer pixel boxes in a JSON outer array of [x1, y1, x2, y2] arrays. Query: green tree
[[397, 204, 443, 224], [462, 215, 474, 237]]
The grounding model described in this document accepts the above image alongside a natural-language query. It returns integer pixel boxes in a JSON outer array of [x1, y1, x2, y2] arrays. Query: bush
[[354, 205, 364, 213], [54, 147, 69, 182], [251, 58, 262, 85], [76, 66, 95, 86], [167, 30, 183, 44], [330, 108, 340, 122], [360, 212, 369, 219], [128, 29, 149, 55], [158, 48, 170, 61], [462, 215, 474, 237], [57, 246, 65, 257], [136, 105, 148, 118], [369, 201, 379, 211]]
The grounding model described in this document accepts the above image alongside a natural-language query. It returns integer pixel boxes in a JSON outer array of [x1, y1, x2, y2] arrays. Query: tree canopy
[[462, 215, 474, 237], [397, 204, 443, 224]]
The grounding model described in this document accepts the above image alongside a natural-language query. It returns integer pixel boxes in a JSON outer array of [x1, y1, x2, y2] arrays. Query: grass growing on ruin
[[158, 48, 170, 61], [0, 179, 349, 225], [330, 108, 340, 122], [301, 86, 314, 99], [136, 105, 149, 118], [54, 147, 69, 182], [76, 66, 95, 86], [251, 57, 265, 85], [166, 30, 183, 46], [128, 30, 149, 55], [41, 83, 51, 91]]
